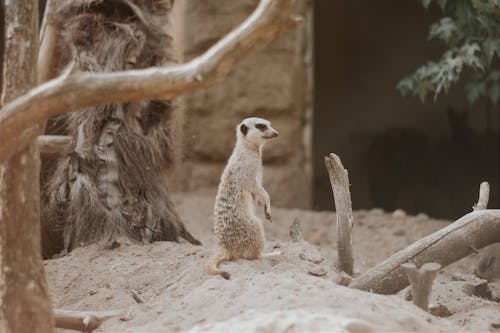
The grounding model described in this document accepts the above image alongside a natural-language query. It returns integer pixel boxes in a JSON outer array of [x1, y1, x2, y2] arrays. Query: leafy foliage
[[398, 0, 500, 105]]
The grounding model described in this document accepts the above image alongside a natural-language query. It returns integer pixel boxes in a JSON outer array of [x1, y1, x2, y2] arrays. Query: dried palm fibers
[[41, 0, 200, 258]]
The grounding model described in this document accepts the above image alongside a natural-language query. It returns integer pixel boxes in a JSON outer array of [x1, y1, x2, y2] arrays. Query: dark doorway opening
[[313, 0, 500, 219]]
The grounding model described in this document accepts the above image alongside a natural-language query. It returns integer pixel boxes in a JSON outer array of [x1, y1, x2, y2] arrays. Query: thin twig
[[473, 181, 490, 211]]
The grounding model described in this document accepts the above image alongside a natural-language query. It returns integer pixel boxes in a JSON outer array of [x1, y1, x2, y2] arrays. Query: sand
[[45, 188, 500, 332]]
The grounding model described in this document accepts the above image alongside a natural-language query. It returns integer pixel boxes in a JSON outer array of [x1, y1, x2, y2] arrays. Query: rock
[[299, 252, 324, 264], [462, 279, 492, 299], [429, 304, 452, 317], [393, 229, 406, 236], [488, 282, 500, 302], [475, 243, 500, 282], [331, 270, 352, 286], [416, 213, 429, 220], [370, 208, 384, 215], [308, 266, 327, 277], [404, 288, 412, 301], [344, 319, 375, 333], [393, 209, 406, 218], [339, 271, 352, 286], [451, 273, 468, 281]]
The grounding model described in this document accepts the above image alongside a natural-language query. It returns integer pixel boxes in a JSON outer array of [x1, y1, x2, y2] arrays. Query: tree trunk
[[40, 0, 201, 257], [0, 1, 54, 332]]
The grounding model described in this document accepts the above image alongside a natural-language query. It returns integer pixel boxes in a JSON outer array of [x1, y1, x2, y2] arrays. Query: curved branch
[[324, 153, 354, 275], [349, 209, 500, 294], [0, 0, 300, 163]]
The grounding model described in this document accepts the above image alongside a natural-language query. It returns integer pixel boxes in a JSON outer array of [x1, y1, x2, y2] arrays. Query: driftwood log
[[325, 153, 354, 275], [401, 262, 441, 311], [54, 309, 124, 332], [349, 209, 500, 294]]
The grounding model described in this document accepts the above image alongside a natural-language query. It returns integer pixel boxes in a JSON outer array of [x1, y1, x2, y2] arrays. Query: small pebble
[[370, 208, 384, 215], [308, 266, 327, 277], [430, 304, 452, 317], [393, 209, 406, 218], [416, 213, 429, 220], [393, 229, 406, 236]]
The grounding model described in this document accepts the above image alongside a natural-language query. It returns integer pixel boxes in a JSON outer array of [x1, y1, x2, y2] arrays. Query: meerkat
[[206, 117, 278, 279]]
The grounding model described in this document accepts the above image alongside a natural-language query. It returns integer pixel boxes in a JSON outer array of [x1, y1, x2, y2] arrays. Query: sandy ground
[[45, 188, 500, 332]]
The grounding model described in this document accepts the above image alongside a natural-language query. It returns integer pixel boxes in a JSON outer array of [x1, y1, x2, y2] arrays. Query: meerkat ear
[[240, 124, 248, 135]]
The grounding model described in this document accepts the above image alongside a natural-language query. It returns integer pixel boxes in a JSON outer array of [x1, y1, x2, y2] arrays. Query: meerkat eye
[[255, 123, 268, 131]]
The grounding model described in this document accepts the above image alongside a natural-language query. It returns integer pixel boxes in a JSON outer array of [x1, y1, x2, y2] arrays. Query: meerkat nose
[[271, 130, 279, 138]]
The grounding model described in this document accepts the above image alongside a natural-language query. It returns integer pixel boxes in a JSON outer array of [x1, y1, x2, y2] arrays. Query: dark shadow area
[[313, 0, 500, 219]]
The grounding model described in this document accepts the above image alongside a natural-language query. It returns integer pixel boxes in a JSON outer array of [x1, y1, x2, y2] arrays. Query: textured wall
[[174, 0, 313, 208]]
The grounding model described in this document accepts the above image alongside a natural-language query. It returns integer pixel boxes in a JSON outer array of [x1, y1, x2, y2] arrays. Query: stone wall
[[173, 0, 313, 209]]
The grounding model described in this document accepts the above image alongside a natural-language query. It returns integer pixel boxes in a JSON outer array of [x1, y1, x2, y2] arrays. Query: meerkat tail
[[262, 250, 283, 257], [206, 253, 231, 279]]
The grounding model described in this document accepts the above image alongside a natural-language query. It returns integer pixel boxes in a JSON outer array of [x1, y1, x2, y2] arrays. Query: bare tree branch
[[349, 209, 500, 294], [473, 181, 490, 211], [0, 0, 300, 163], [325, 153, 354, 275]]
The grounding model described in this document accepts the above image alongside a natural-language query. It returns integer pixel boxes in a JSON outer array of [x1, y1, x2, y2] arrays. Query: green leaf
[[397, 77, 414, 96], [483, 39, 500, 65], [414, 80, 435, 102], [429, 17, 457, 43], [421, 0, 432, 9], [460, 43, 484, 71]]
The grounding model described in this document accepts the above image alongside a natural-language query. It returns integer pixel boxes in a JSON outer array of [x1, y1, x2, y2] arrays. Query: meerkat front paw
[[264, 205, 272, 222]]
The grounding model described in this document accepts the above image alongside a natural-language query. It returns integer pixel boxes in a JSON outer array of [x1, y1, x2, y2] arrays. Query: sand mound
[[45, 189, 500, 332]]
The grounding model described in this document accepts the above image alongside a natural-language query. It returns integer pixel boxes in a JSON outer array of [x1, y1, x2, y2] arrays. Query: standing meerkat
[[206, 117, 278, 279]]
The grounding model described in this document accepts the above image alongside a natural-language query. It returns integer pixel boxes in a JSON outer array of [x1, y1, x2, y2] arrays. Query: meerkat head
[[236, 117, 279, 147]]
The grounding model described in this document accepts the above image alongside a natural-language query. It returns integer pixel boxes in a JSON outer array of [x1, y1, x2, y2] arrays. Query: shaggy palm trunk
[[0, 1, 54, 332], [41, 0, 200, 258]]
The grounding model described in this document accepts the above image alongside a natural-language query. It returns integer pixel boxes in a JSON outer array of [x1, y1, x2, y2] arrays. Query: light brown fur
[[206, 117, 278, 279]]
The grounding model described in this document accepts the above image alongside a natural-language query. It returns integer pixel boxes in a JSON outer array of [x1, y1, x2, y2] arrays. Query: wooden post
[[325, 153, 354, 275], [401, 262, 441, 311], [0, 1, 54, 332]]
